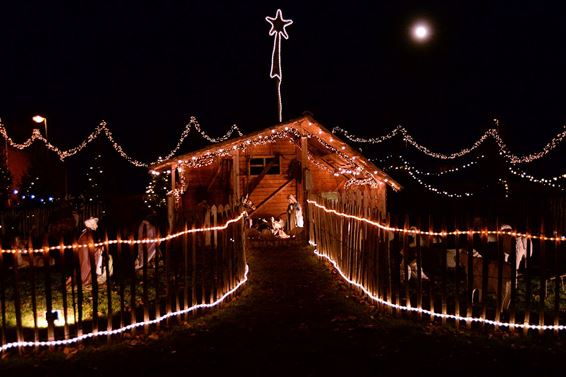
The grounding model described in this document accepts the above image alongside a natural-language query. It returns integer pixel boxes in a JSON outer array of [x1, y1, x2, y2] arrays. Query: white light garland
[[404, 168, 474, 198], [335, 125, 403, 144], [0, 211, 247, 255], [0, 117, 243, 168], [392, 155, 484, 177], [343, 178, 379, 190], [0, 264, 249, 352], [369, 154, 394, 165], [382, 154, 564, 193], [310, 241, 566, 332], [162, 125, 394, 190], [333, 122, 566, 164], [507, 166, 566, 190], [307, 199, 565, 242], [385, 163, 474, 198], [307, 153, 335, 174], [499, 178, 510, 198]]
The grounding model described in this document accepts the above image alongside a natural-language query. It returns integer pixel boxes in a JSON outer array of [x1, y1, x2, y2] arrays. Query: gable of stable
[[152, 117, 397, 220]]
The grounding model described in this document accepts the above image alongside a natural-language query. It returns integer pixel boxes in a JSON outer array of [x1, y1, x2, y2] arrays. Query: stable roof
[[151, 115, 400, 191]]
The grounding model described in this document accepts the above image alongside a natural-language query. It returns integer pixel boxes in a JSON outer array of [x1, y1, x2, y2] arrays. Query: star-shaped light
[[266, 9, 293, 40]]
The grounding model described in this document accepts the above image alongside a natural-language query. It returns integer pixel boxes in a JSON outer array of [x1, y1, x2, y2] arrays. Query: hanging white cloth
[[287, 195, 304, 230], [515, 236, 533, 271], [135, 220, 159, 269]]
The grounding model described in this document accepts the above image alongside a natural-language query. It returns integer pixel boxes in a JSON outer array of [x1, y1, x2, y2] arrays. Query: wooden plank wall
[[239, 144, 297, 218], [181, 160, 231, 210], [178, 139, 388, 219]]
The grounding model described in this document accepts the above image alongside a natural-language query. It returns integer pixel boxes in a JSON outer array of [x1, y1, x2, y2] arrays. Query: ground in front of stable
[[1, 244, 565, 377]]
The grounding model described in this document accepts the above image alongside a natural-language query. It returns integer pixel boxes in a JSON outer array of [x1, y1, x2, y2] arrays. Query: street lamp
[[32, 115, 48, 139]]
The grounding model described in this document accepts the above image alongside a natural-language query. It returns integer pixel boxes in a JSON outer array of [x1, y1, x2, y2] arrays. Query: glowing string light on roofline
[[332, 121, 566, 164], [0, 264, 249, 352], [0, 211, 247, 255], [306, 199, 565, 242], [158, 125, 398, 191], [310, 241, 566, 331], [0, 117, 243, 168], [344, 178, 380, 189]]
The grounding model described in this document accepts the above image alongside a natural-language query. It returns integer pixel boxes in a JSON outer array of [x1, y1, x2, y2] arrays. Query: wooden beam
[[246, 158, 278, 195], [207, 159, 226, 191], [249, 178, 293, 216], [167, 163, 177, 231], [232, 149, 240, 202], [300, 136, 309, 233]]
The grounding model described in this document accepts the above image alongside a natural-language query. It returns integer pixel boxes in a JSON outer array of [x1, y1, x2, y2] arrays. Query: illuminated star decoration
[[266, 9, 293, 123]]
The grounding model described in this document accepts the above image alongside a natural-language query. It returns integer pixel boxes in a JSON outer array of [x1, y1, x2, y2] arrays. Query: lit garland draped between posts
[[333, 121, 566, 164], [0, 117, 243, 168]]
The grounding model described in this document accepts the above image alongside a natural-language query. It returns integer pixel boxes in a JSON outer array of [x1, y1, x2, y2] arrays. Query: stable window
[[249, 156, 280, 175]]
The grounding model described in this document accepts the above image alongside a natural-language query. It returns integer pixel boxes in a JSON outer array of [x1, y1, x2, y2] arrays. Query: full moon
[[411, 22, 432, 42]]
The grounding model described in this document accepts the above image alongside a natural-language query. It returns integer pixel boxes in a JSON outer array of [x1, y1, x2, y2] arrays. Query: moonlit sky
[[412, 22, 431, 42], [0, 1, 564, 190]]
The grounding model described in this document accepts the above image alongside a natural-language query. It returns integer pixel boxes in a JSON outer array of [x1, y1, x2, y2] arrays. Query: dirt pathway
[[1, 245, 565, 376]]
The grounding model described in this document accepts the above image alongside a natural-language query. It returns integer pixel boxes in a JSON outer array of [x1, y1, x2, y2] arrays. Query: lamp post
[[32, 115, 68, 199], [32, 115, 48, 140]]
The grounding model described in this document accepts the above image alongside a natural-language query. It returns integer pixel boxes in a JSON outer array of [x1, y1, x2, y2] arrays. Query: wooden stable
[[151, 115, 400, 228]]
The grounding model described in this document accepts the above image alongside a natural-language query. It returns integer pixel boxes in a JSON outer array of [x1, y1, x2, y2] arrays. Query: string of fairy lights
[[499, 178, 510, 198], [0, 117, 243, 168], [307, 199, 565, 242], [391, 155, 485, 177], [2, 113, 563, 199], [0, 210, 246, 254], [507, 166, 566, 189], [155, 123, 398, 191], [382, 155, 476, 198], [310, 240, 566, 332], [403, 167, 473, 198], [308, 182, 566, 332], [333, 121, 566, 164], [0, 264, 249, 352], [380, 151, 565, 195]]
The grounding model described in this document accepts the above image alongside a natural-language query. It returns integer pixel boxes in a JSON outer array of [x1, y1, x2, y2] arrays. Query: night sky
[[0, 1, 564, 194]]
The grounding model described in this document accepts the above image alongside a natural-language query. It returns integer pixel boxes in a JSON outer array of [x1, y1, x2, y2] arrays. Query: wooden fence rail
[[308, 193, 566, 333], [0, 203, 246, 354], [0, 203, 103, 242]]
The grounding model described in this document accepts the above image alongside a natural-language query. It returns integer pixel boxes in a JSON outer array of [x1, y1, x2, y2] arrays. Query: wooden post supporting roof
[[167, 164, 177, 230], [232, 149, 240, 202], [300, 136, 309, 233]]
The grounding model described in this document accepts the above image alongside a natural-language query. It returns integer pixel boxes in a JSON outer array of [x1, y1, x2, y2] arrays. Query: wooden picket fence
[[0, 203, 246, 353], [0, 203, 103, 240], [308, 192, 566, 333]]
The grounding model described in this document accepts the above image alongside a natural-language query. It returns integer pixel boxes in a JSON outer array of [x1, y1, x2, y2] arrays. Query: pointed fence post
[[59, 239, 70, 340], [11, 247, 23, 350], [0, 250, 7, 350], [183, 222, 189, 319], [116, 232, 125, 331], [28, 237, 39, 345], [104, 232, 113, 343], [212, 205, 218, 302]]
